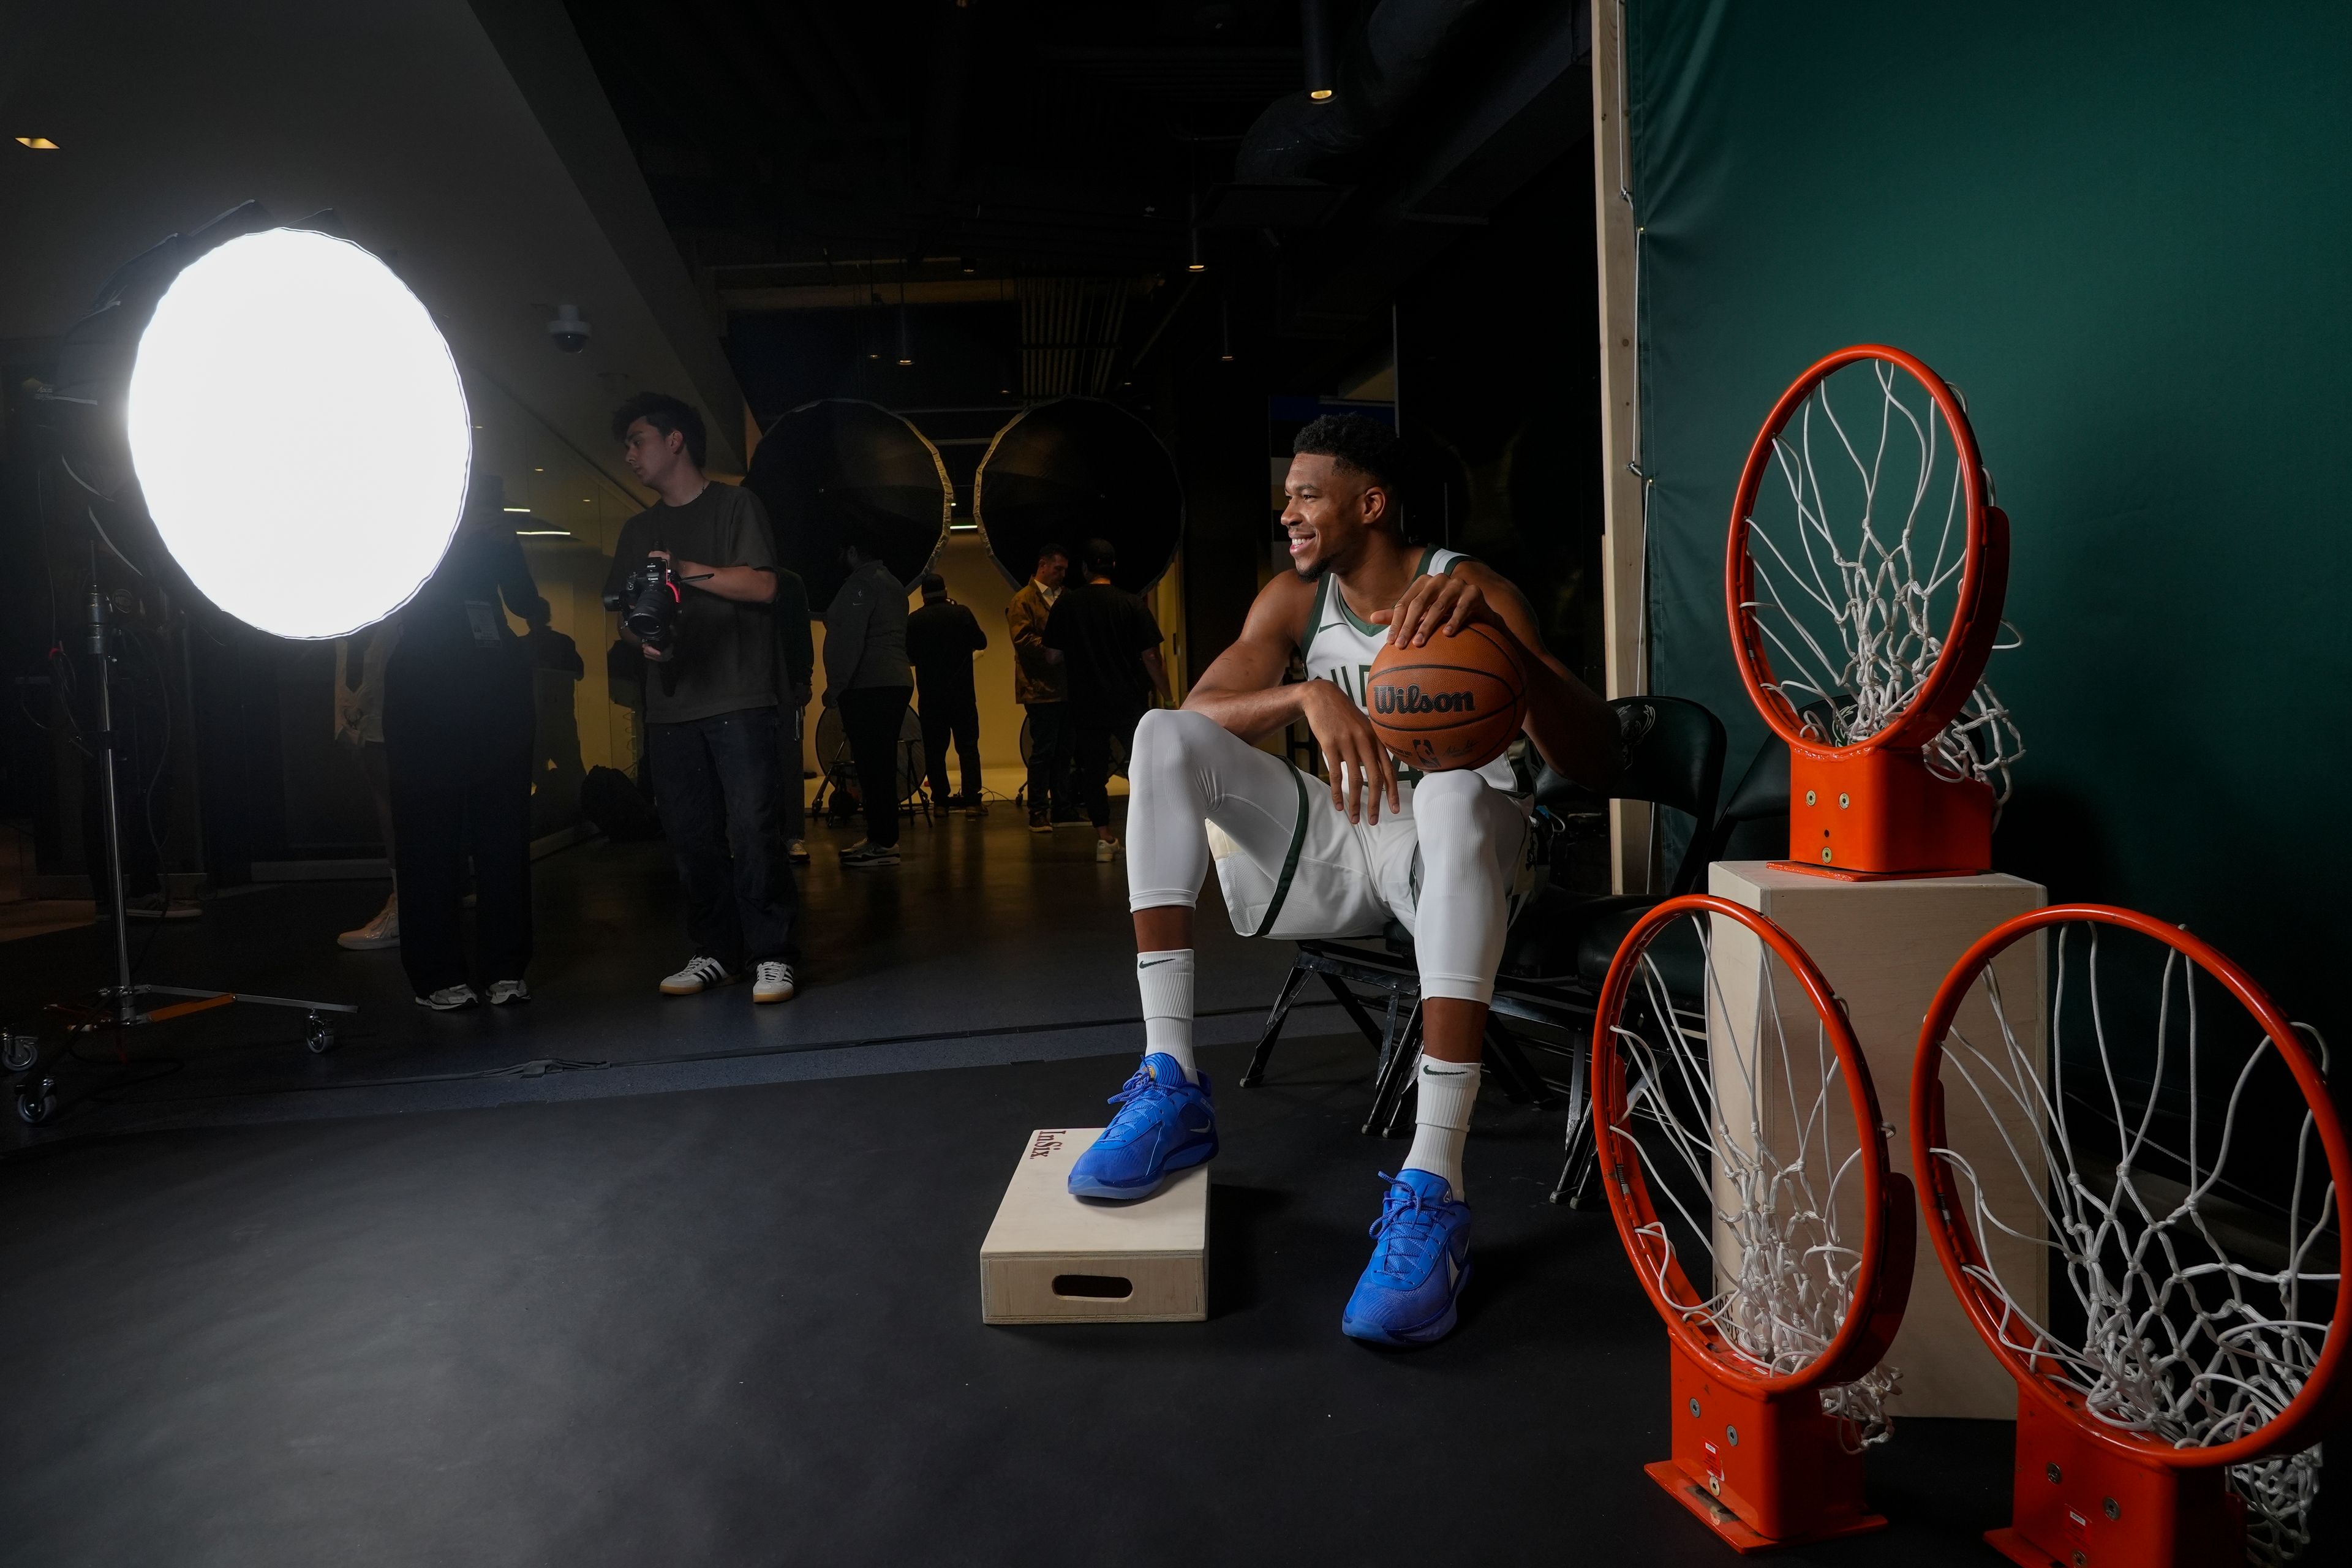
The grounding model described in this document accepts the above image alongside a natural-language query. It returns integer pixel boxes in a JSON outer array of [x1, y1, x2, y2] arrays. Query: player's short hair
[[1292, 413, 1404, 500], [1035, 541, 1070, 566], [1082, 538, 1118, 576], [918, 572, 946, 597], [609, 391, 707, 469]]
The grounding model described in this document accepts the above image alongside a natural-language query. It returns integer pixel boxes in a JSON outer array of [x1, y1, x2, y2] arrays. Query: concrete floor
[[0, 805, 2335, 1564]]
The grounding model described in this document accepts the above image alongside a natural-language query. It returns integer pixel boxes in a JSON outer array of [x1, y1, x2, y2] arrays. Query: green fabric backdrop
[[1626, 1, 2352, 1036]]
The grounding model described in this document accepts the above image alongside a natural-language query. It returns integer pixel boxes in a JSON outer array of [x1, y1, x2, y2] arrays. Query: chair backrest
[[1531, 696, 1726, 897], [1692, 733, 1790, 867]]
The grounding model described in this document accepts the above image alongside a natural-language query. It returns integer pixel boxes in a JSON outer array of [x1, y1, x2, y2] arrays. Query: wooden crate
[[979, 1128, 1208, 1324]]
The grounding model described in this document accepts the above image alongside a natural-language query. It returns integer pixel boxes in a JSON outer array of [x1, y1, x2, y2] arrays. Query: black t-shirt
[[603, 483, 778, 725], [906, 600, 987, 707], [1044, 581, 1161, 720]]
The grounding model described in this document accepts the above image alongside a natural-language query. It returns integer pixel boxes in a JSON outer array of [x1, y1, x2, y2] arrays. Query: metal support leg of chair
[[1319, 970, 1390, 1050], [1549, 1033, 1597, 1207], [1375, 1009, 1425, 1136], [1359, 995, 1419, 1136], [1239, 963, 1313, 1089], [1479, 1016, 1554, 1108]]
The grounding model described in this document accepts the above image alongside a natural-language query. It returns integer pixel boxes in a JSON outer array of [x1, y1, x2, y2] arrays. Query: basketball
[[1365, 623, 1528, 772]]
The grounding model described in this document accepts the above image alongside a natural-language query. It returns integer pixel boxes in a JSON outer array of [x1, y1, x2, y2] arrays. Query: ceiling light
[[128, 228, 469, 640], [514, 529, 573, 538], [1302, 0, 1338, 103], [1187, 228, 1206, 273], [533, 466, 545, 472], [16, 137, 60, 150], [502, 506, 531, 513], [960, 257, 978, 274]]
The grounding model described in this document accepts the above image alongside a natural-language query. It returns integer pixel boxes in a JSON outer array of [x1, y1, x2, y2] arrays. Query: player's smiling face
[[1282, 453, 1386, 580]]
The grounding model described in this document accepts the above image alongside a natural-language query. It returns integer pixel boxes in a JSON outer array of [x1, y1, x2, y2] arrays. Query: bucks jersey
[[1296, 546, 1521, 794]]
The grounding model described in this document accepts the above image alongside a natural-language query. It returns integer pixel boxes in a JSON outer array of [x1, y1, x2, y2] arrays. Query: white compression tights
[[1123, 707, 1521, 1006]]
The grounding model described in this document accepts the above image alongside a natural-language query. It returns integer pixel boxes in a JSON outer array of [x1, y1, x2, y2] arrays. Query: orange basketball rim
[[1913, 905, 2352, 1568], [1725, 344, 2013, 878], [1595, 895, 1917, 1552]]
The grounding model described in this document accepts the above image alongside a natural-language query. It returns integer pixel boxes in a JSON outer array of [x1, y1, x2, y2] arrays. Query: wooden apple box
[[979, 1128, 1208, 1324]]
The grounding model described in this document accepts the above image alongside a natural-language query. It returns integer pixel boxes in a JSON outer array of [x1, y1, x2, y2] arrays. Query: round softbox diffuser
[[126, 227, 470, 641], [744, 399, 953, 612], [974, 398, 1182, 594]]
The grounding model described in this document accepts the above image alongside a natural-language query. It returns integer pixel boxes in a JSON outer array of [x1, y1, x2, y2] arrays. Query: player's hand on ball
[[1374, 573, 1503, 648], [1303, 680, 1400, 824]]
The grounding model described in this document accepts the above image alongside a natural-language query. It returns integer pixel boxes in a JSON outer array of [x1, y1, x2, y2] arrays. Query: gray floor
[[0, 808, 2330, 1564], [0, 809, 1317, 1139]]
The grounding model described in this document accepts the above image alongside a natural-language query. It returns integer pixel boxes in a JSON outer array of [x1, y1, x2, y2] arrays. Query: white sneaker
[[786, 839, 810, 864], [415, 984, 478, 1011], [661, 956, 735, 996], [338, 895, 399, 951], [752, 961, 797, 1004], [486, 979, 530, 1006], [1095, 837, 1121, 862]]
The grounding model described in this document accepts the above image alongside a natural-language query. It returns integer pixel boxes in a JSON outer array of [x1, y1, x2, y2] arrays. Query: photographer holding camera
[[604, 392, 800, 1004]]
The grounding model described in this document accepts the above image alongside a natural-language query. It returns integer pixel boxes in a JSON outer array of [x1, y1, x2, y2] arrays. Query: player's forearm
[[1520, 660, 1615, 790], [1183, 679, 1307, 744]]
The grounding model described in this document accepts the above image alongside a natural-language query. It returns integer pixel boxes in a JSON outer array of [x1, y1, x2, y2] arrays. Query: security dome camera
[[546, 303, 592, 354]]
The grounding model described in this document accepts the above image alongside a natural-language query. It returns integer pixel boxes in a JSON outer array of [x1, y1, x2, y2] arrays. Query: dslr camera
[[603, 557, 680, 653]]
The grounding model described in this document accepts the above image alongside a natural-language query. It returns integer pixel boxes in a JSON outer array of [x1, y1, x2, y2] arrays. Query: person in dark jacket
[[773, 567, 816, 862], [1044, 538, 1168, 862], [381, 480, 545, 1009], [823, 540, 913, 867], [907, 573, 989, 817]]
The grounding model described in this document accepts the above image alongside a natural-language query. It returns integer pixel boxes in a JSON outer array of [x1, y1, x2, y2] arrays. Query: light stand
[[10, 562, 356, 1129], [9, 217, 465, 1130]]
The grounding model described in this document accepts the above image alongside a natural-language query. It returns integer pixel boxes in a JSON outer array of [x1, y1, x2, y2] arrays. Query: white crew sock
[[1136, 949, 1197, 1080], [1403, 1055, 1479, 1199]]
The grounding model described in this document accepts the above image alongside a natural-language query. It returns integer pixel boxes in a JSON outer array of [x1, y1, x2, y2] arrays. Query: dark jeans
[[837, 686, 913, 848], [390, 734, 532, 995], [1024, 701, 1072, 815], [919, 692, 982, 803], [1071, 704, 1147, 830], [649, 706, 799, 966], [779, 702, 808, 841]]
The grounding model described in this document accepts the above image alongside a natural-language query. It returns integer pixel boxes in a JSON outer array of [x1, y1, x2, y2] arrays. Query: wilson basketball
[[1365, 624, 1528, 772]]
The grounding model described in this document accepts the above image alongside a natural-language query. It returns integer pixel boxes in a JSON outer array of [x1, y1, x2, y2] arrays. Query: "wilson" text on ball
[[1373, 684, 1477, 715]]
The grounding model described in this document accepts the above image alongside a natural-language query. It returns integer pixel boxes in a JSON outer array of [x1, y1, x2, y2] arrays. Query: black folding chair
[[1550, 731, 1788, 1205]]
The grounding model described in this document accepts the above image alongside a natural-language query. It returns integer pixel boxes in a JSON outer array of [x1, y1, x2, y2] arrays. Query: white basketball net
[[1742, 358, 2025, 803], [1610, 913, 1900, 1450], [1929, 923, 2340, 1564]]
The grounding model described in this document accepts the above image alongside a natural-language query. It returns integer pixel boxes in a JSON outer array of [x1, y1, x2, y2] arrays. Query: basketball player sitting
[[1065, 414, 1616, 1346]]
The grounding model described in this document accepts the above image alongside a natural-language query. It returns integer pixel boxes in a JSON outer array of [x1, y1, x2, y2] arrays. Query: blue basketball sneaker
[[1341, 1169, 1473, 1346], [1066, 1054, 1218, 1200]]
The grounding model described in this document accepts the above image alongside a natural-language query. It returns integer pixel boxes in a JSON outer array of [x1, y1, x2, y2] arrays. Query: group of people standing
[[1007, 539, 1169, 860], [336, 390, 1171, 1012]]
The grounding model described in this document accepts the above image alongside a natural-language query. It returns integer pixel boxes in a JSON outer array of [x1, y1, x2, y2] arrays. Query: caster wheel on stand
[[304, 1016, 336, 1055], [17, 1078, 58, 1126]]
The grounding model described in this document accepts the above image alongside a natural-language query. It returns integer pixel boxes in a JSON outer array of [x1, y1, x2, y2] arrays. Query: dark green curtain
[[1627, 1, 2352, 1036]]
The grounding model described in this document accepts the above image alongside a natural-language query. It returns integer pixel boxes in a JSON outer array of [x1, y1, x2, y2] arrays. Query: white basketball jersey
[[1297, 546, 1521, 794]]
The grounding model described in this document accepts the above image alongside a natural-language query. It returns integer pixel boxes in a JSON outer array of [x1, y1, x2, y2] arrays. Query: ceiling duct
[[1018, 277, 1133, 401]]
